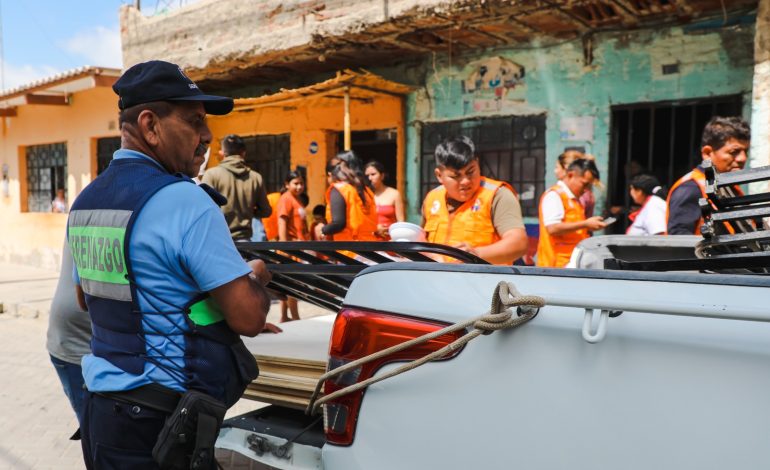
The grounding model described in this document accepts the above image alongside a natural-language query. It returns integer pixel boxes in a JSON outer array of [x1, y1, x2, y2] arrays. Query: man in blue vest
[[68, 60, 273, 469]]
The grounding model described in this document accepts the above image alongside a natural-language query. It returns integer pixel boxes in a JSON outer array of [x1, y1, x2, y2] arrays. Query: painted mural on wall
[[462, 56, 526, 114]]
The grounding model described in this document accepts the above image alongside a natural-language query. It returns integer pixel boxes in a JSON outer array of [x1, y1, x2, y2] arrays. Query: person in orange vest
[[666, 116, 750, 235], [537, 158, 607, 268], [421, 136, 528, 265], [262, 191, 282, 241], [316, 151, 379, 242]]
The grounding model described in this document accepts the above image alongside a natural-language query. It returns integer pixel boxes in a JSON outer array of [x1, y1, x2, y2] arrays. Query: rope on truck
[[306, 281, 546, 415]]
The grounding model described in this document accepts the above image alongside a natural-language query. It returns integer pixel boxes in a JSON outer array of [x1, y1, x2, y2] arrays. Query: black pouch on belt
[[152, 390, 227, 470]]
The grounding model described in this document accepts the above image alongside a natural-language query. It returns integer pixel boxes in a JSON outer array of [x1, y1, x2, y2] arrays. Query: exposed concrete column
[[750, 0, 770, 193]]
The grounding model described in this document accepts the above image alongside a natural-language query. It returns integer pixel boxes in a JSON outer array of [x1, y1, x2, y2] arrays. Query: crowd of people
[[45, 59, 755, 470], [198, 115, 753, 277]]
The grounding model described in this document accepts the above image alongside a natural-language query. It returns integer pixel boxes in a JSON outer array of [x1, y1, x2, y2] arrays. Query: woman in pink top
[[365, 161, 405, 239]]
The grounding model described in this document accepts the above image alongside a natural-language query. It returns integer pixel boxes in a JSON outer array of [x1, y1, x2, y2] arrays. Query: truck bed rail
[[237, 241, 487, 311]]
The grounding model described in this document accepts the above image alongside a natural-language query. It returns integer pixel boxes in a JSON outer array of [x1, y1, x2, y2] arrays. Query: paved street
[[0, 262, 332, 469]]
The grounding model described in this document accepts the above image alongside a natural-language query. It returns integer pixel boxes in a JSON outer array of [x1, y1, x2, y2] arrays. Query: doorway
[[337, 129, 397, 187], [608, 95, 743, 233]]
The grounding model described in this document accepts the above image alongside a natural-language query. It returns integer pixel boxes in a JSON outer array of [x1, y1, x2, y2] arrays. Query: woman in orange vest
[[262, 191, 282, 241], [317, 151, 379, 243], [537, 158, 607, 268]]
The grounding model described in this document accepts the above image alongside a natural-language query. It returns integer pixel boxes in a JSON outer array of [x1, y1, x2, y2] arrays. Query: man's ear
[[701, 145, 714, 161], [434, 167, 443, 183], [137, 109, 161, 147]]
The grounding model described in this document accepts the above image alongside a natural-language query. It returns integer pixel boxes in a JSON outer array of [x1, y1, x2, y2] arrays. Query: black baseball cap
[[113, 60, 234, 115]]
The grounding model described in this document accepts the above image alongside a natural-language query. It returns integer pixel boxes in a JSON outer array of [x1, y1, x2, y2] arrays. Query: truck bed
[[321, 263, 770, 469]]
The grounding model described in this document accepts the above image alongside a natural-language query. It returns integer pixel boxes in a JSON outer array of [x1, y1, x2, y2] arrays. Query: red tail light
[[323, 308, 465, 446]]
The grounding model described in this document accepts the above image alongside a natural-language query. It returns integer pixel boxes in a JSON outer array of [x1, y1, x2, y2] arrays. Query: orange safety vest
[[422, 177, 514, 253], [262, 192, 282, 241], [536, 183, 588, 268], [665, 168, 743, 235], [324, 182, 379, 241]]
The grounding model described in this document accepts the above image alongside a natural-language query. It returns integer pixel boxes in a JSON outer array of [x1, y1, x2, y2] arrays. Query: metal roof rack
[[606, 161, 770, 273], [238, 241, 487, 312]]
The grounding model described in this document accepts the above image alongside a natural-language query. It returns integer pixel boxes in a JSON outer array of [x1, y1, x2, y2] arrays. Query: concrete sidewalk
[[0, 261, 333, 469]]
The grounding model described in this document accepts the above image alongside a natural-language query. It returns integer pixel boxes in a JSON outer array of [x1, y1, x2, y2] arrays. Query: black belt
[[97, 384, 182, 414]]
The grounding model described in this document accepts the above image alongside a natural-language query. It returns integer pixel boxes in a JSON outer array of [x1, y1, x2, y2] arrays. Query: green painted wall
[[398, 19, 755, 222]]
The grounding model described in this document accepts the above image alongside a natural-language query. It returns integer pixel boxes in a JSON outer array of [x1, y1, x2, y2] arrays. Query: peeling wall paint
[[401, 21, 755, 222]]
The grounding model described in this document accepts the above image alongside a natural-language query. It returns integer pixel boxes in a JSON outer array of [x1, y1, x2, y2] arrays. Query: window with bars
[[96, 137, 122, 175], [420, 115, 547, 218], [608, 95, 743, 233], [26, 143, 67, 213], [241, 134, 291, 194]]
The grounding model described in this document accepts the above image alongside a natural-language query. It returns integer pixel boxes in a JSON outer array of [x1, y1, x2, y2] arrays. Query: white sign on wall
[[560, 116, 594, 141]]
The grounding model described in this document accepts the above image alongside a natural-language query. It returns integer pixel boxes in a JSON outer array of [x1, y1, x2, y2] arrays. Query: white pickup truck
[[217, 163, 770, 470]]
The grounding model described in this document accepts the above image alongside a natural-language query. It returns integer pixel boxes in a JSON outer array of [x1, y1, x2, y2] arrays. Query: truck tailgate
[[324, 264, 770, 469]]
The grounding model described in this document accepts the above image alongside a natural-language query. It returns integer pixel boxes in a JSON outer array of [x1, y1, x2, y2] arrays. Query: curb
[[0, 300, 50, 319]]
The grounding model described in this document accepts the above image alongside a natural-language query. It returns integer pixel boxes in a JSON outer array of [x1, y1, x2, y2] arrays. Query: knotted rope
[[306, 281, 546, 415]]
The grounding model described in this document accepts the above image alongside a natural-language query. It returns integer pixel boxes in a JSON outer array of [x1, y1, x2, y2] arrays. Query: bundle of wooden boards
[[240, 315, 334, 410]]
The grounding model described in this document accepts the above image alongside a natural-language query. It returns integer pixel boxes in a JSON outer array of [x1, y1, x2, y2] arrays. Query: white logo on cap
[[178, 66, 199, 89]]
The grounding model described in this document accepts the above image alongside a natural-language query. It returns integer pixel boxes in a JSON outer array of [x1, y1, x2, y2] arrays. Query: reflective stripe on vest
[[422, 177, 514, 252], [68, 209, 132, 301], [324, 182, 379, 241], [536, 184, 588, 268]]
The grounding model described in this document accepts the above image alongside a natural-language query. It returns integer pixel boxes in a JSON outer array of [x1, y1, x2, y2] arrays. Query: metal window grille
[[608, 95, 743, 233], [242, 134, 291, 194], [26, 143, 67, 213], [420, 115, 546, 218], [96, 137, 122, 175]]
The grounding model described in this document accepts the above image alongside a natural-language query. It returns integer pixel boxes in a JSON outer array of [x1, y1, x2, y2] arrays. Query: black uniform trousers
[[80, 391, 167, 469]]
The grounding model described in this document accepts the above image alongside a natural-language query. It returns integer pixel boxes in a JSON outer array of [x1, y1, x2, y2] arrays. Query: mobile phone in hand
[[603, 216, 617, 226]]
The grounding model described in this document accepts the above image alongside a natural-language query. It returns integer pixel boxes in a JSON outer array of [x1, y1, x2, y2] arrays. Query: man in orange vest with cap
[[422, 136, 528, 265], [667, 116, 750, 235], [537, 158, 607, 268]]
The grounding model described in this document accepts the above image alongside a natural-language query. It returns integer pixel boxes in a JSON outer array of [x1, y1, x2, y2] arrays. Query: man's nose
[[735, 150, 748, 168], [201, 123, 213, 144]]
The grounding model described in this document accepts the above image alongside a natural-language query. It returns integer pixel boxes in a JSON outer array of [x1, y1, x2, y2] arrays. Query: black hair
[[284, 170, 304, 185], [629, 173, 666, 199], [221, 134, 246, 156], [333, 150, 371, 207], [298, 192, 309, 207], [365, 160, 386, 175], [701, 116, 750, 150], [434, 136, 477, 169], [312, 204, 326, 217], [566, 158, 600, 180], [118, 101, 173, 128]]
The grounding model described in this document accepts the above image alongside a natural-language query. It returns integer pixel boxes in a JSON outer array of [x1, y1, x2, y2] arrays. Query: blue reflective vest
[[68, 157, 258, 407]]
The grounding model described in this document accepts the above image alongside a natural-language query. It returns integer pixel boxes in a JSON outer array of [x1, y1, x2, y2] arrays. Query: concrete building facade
[[0, 68, 121, 268], [119, 0, 762, 233]]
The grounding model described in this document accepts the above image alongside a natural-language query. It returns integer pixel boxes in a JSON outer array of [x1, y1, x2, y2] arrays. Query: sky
[[0, 0, 198, 92]]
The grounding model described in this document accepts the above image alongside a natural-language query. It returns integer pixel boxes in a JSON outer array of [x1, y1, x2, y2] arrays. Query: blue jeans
[[251, 218, 267, 242], [50, 354, 85, 424]]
